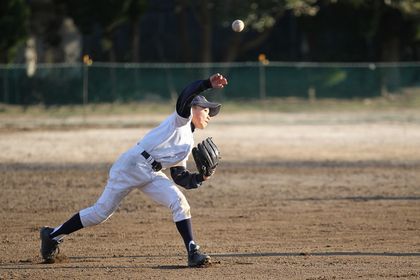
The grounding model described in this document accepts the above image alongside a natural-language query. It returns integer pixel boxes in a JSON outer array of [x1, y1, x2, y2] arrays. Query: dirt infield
[[1, 111, 419, 279]]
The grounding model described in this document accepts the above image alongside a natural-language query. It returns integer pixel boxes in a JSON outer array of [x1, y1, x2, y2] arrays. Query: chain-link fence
[[1, 62, 419, 105]]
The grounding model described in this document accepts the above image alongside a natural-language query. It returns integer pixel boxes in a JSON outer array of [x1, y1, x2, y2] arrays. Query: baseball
[[232, 19, 244, 32]]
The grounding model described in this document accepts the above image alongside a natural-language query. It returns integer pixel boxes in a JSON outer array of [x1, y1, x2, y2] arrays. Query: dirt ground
[[0, 110, 419, 279]]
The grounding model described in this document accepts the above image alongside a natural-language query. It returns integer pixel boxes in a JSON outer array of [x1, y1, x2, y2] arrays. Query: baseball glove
[[192, 137, 220, 177]]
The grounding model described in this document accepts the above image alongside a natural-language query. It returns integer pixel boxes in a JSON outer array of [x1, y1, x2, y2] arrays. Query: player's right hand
[[210, 73, 228, 88]]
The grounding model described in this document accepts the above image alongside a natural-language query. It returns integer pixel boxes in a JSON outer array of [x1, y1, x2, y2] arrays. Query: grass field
[[1, 99, 419, 279], [1, 95, 420, 131]]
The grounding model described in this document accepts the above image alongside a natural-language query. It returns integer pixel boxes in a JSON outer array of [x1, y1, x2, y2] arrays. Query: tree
[[124, 0, 148, 62], [0, 0, 29, 63], [175, 0, 319, 62], [63, 0, 147, 62], [382, 0, 420, 60], [29, 0, 67, 63], [298, 0, 420, 61]]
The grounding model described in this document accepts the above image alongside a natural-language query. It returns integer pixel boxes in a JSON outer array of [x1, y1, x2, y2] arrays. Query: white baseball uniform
[[40, 77, 224, 266]]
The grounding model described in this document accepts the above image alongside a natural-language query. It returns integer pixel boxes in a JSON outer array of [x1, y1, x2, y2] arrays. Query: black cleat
[[40, 227, 61, 263], [188, 243, 211, 267]]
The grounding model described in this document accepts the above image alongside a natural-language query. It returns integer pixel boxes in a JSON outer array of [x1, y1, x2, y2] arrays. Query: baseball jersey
[[137, 79, 212, 170], [137, 112, 193, 169]]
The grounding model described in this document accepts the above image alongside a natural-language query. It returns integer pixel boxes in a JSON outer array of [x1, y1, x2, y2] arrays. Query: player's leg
[[78, 186, 133, 227], [40, 185, 132, 262], [41, 187, 130, 262], [40, 149, 152, 262], [141, 173, 211, 267]]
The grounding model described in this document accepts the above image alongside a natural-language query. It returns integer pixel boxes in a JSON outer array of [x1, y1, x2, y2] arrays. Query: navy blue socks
[[175, 218, 194, 252], [50, 213, 83, 239]]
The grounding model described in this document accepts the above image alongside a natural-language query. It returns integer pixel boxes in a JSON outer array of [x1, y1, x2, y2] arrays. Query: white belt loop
[[145, 156, 154, 165]]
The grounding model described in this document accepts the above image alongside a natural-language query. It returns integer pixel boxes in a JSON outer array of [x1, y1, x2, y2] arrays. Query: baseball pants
[[79, 146, 191, 227]]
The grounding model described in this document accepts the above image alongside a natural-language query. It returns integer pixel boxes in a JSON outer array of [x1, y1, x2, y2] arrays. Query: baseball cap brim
[[192, 96, 221, 117]]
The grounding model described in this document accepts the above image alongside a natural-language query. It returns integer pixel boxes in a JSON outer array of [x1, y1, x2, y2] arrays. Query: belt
[[141, 151, 162, 172]]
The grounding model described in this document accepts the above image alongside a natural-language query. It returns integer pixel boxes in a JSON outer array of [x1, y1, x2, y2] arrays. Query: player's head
[[191, 95, 221, 129]]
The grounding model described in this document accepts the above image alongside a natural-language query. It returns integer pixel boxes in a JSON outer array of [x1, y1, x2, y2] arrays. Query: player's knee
[[170, 197, 191, 222], [95, 201, 116, 222]]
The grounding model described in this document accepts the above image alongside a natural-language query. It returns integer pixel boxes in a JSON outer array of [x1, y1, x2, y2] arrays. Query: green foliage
[[384, 0, 420, 40], [385, 0, 420, 16], [187, 0, 319, 32], [1, 0, 419, 63], [0, 0, 29, 63]]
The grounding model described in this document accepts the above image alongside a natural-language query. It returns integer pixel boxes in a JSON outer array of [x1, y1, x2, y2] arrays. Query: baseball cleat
[[40, 226, 62, 263], [188, 243, 211, 267]]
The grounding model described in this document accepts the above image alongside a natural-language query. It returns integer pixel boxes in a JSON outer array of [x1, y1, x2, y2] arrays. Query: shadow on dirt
[[1, 251, 419, 271], [286, 196, 420, 201]]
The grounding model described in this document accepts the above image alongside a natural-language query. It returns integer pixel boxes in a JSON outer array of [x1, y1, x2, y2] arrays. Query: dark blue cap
[[192, 95, 221, 117]]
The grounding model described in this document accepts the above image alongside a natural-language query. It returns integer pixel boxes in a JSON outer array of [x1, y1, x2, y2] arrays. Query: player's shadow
[[211, 252, 420, 257], [153, 265, 189, 270], [1, 252, 420, 271], [68, 251, 420, 260], [68, 251, 420, 259]]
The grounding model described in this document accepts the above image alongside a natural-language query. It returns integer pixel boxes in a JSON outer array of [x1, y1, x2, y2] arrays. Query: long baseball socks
[[50, 215, 195, 251], [50, 213, 84, 241], [175, 218, 195, 252]]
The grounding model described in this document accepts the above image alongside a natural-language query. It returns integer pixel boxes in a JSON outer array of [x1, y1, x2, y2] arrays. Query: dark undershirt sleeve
[[170, 166, 205, 189], [176, 79, 212, 118]]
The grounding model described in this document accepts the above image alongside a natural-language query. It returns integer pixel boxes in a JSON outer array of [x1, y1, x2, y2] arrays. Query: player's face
[[192, 106, 211, 129]]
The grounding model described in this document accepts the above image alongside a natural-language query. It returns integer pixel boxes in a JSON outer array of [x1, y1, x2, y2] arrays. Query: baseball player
[[40, 73, 228, 267]]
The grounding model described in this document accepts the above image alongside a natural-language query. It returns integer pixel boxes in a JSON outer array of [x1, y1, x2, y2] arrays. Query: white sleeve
[[174, 110, 192, 127]]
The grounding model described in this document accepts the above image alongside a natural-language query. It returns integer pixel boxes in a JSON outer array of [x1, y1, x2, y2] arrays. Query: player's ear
[[192, 105, 200, 119]]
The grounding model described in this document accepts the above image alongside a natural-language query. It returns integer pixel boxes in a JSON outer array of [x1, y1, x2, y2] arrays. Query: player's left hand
[[209, 73, 228, 88], [192, 137, 220, 177]]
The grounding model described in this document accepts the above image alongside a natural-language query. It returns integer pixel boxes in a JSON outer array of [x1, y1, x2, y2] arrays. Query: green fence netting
[[1, 62, 419, 105]]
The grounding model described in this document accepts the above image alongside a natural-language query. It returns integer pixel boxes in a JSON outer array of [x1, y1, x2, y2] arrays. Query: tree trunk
[[176, 0, 192, 62], [381, 36, 400, 95], [131, 17, 140, 62], [222, 33, 242, 62], [222, 27, 277, 62], [199, 2, 212, 62]]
